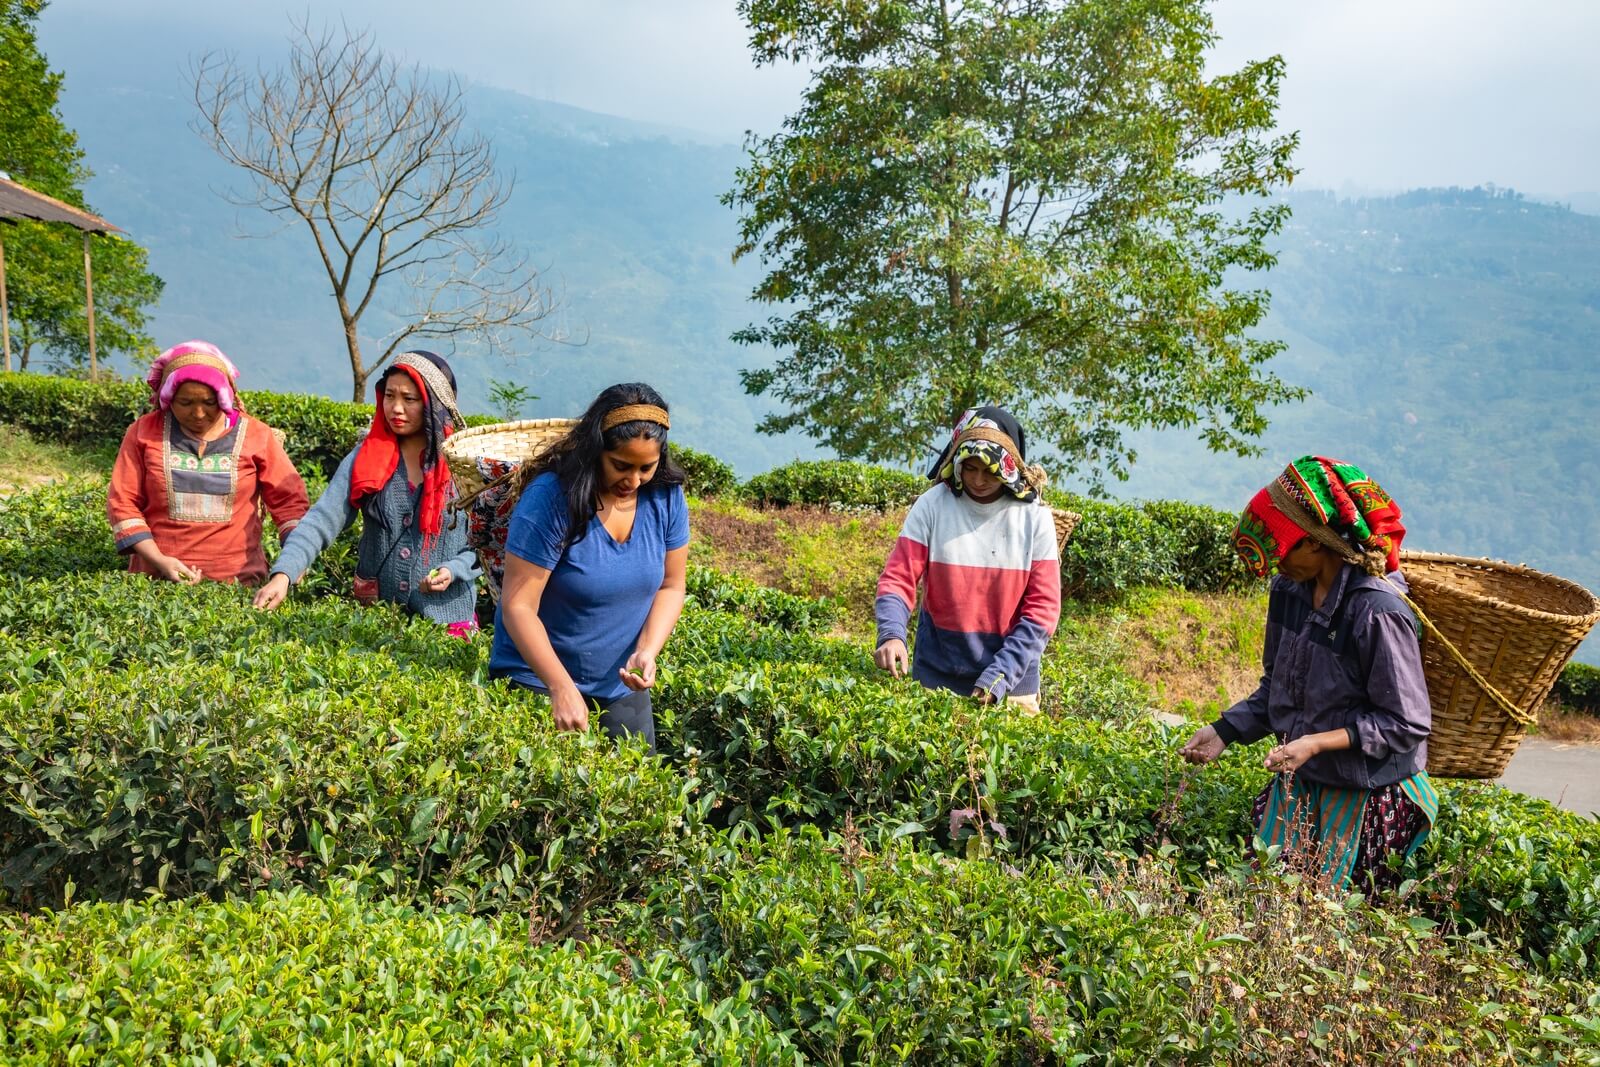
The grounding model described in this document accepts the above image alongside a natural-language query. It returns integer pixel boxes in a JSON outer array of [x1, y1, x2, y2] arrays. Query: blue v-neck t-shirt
[[490, 471, 689, 700]]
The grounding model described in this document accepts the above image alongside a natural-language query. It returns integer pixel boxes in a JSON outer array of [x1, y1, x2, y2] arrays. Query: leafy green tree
[[0, 0, 163, 373], [728, 0, 1301, 482]]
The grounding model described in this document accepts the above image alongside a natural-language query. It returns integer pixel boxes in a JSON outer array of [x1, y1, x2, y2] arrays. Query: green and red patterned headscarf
[[1233, 456, 1406, 578]]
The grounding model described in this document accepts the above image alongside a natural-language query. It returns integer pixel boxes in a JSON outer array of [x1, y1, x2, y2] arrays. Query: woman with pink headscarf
[[106, 340, 309, 585]]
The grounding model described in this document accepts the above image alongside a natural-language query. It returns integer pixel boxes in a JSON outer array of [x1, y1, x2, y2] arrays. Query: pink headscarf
[[147, 341, 242, 426]]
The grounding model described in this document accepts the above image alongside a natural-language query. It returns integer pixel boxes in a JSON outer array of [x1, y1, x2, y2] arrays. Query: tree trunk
[[340, 301, 366, 402]]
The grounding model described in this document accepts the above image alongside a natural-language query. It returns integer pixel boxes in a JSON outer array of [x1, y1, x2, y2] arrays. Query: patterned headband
[[391, 353, 462, 425], [159, 351, 236, 385], [1265, 479, 1374, 569], [955, 425, 1024, 467], [602, 404, 670, 431]]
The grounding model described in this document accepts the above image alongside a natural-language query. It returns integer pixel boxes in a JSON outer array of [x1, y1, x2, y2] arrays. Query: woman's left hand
[[1265, 735, 1322, 775], [620, 650, 657, 691], [971, 687, 997, 705], [422, 566, 453, 593]]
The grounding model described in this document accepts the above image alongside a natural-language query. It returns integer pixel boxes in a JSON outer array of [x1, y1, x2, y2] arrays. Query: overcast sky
[[46, 0, 1600, 196]]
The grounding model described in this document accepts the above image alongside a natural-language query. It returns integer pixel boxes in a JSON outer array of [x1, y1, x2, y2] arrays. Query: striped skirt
[[1251, 772, 1438, 890]]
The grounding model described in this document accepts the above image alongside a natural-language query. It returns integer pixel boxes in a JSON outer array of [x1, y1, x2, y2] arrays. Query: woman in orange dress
[[106, 340, 309, 585]]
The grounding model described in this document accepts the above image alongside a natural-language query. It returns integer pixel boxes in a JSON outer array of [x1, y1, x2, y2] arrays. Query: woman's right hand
[[252, 573, 292, 611], [154, 553, 203, 584], [874, 638, 910, 678], [1180, 724, 1227, 765], [551, 685, 590, 733]]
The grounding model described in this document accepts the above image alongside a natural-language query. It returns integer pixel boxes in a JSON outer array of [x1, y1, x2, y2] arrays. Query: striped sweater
[[875, 485, 1061, 700]]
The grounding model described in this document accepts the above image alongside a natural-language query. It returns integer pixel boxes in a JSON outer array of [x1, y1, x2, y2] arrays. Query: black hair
[[517, 382, 685, 550]]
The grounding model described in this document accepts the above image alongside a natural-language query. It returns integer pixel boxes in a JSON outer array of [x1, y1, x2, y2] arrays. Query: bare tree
[[192, 19, 557, 400]]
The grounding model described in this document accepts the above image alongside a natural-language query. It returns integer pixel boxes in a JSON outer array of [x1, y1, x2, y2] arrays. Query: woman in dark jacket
[[1182, 456, 1436, 889], [253, 351, 479, 625]]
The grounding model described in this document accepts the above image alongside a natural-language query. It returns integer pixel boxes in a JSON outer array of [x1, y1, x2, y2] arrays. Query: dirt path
[[1498, 738, 1600, 816]]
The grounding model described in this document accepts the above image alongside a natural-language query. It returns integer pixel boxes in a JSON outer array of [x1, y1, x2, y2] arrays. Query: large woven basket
[[1400, 551, 1600, 779], [443, 419, 577, 499], [1051, 508, 1081, 554]]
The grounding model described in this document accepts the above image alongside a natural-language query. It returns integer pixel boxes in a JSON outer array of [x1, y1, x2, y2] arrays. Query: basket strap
[[1382, 577, 1538, 727], [449, 468, 518, 513]]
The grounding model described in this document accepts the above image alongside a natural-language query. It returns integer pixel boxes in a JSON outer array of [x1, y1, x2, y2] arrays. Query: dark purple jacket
[[1213, 564, 1431, 790]]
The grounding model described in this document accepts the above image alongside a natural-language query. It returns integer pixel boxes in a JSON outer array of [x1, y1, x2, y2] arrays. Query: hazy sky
[[45, 0, 1600, 196]]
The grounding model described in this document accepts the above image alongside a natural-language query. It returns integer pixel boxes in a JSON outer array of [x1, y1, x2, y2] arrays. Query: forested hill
[[38, 16, 1600, 658]]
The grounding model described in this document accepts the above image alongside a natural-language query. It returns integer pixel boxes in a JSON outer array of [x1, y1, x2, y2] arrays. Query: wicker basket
[[1051, 508, 1081, 554], [442, 419, 577, 499], [1400, 551, 1600, 779]]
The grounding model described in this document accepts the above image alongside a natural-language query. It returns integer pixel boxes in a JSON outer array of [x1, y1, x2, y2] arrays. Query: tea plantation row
[[0, 454, 1597, 1058], [2, 559, 1599, 1060]]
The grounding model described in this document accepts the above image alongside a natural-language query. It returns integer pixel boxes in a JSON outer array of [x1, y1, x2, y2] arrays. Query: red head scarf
[[348, 352, 462, 561], [1233, 456, 1406, 579]]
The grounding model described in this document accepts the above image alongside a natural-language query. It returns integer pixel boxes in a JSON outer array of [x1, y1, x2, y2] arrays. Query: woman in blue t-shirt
[[489, 383, 690, 751]]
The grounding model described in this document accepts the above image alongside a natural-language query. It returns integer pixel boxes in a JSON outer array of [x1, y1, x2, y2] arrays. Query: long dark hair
[[514, 382, 685, 549]]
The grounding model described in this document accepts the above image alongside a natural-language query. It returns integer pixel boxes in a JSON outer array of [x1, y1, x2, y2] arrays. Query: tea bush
[[1049, 490, 1259, 600], [0, 372, 741, 498], [0, 371, 498, 477], [685, 564, 840, 633], [1140, 498, 1255, 593], [0, 884, 794, 1065], [0, 645, 699, 925], [1054, 494, 1181, 600], [1408, 783, 1600, 976], [741, 459, 927, 511], [0, 467, 359, 597], [676, 827, 1237, 1063], [0, 477, 123, 579], [655, 658, 1264, 867], [674, 444, 739, 498], [4, 450, 1600, 1056], [1555, 661, 1600, 713], [627, 829, 1600, 1065]]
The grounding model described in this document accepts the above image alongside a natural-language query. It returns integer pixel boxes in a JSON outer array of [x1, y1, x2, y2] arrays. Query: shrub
[[655, 658, 1263, 867], [673, 444, 739, 498], [0, 470, 362, 596], [685, 563, 840, 633], [0, 885, 793, 1064], [1555, 661, 1600, 713], [742, 459, 926, 511], [654, 652, 1600, 979], [629, 828, 1599, 1066], [0, 584, 699, 925], [1140, 498, 1256, 593], [1047, 490, 1262, 600], [1406, 783, 1600, 977], [0, 478, 124, 579], [0, 371, 499, 477], [686, 827, 1235, 1063], [1053, 494, 1181, 600]]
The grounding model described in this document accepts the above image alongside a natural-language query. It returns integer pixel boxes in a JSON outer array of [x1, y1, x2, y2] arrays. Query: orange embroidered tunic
[[106, 411, 310, 585]]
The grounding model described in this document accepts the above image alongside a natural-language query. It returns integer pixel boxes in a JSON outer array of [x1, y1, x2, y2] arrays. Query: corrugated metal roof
[[0, 176, 122, 234]]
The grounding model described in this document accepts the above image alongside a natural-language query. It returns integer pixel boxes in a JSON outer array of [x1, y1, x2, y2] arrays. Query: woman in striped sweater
[[873, 408, 1061, 711]]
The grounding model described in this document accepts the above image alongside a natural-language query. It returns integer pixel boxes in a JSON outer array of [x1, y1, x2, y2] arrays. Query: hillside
[[31, 12, 1600, 661]]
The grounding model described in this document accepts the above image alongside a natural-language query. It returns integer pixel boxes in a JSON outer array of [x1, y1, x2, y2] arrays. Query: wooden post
[[82, 231, 97, 380], [0, 233, 10, 373]]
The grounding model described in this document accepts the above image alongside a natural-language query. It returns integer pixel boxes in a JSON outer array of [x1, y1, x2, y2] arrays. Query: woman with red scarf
[[253, 351, 479, 625]]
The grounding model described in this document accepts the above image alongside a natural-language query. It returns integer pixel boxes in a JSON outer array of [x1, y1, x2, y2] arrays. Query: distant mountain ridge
[[36, 13, 1600, 662]]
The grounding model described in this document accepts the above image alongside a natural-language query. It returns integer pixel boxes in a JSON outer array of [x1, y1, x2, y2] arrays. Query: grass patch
[[1534, 699, 1600, 745], [689, 498, 900, 636], [1058, 588, 1268, 723], [0, 424, 116, 491]]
